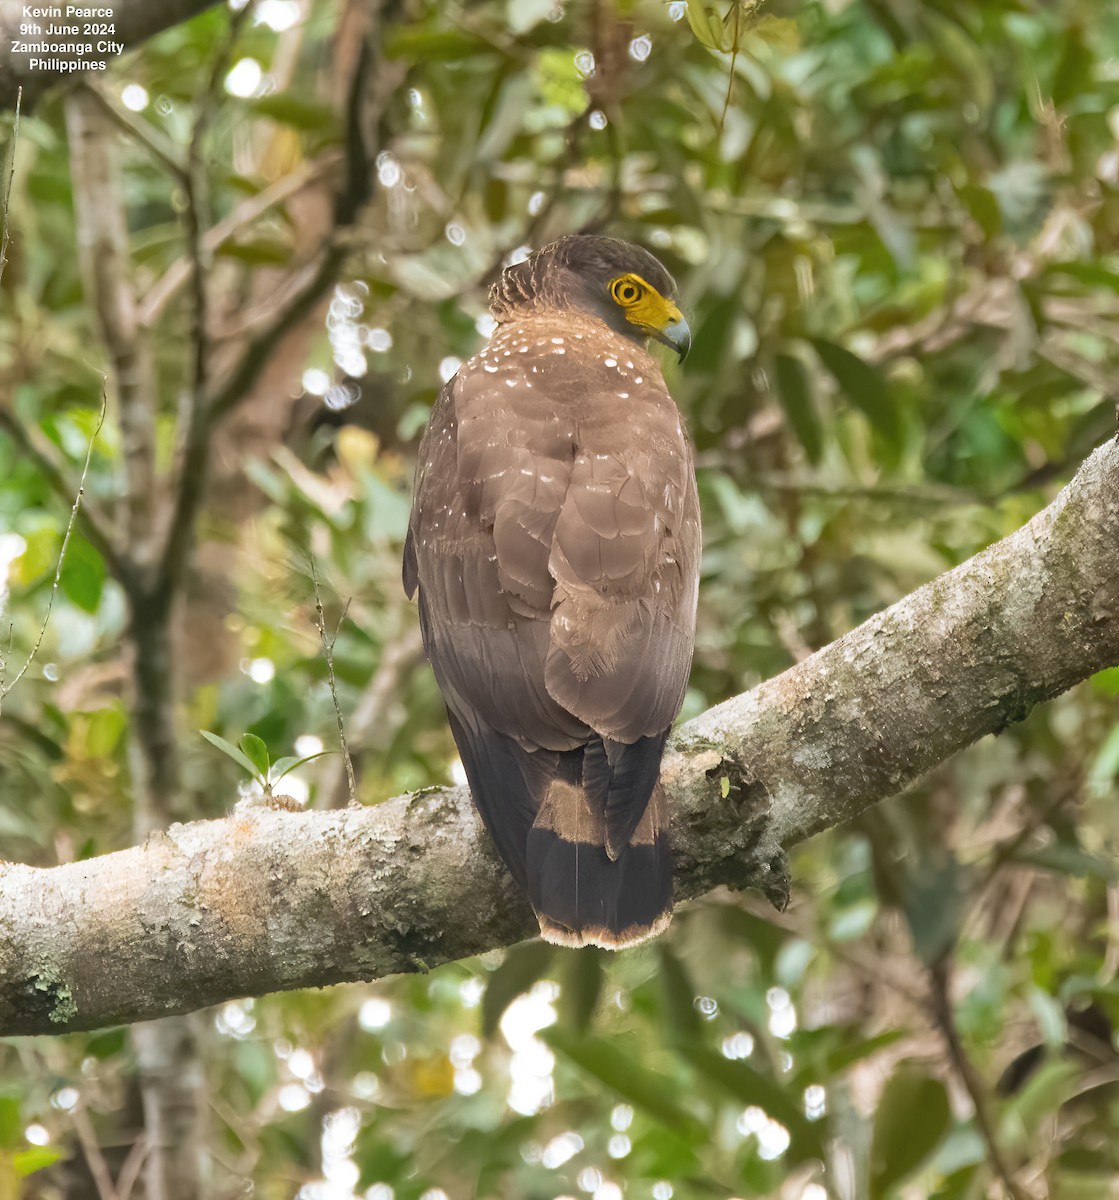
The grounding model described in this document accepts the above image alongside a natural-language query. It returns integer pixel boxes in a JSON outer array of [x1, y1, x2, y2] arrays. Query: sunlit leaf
[[12, 1147, 62, 1176], [270, 751, 332, 784], [59, 534, 104, 614], [481, 940, 555, 1038], [0, 1097, 20, 1150], [239, 733, 272, 779], [201, 731, 265, 781]]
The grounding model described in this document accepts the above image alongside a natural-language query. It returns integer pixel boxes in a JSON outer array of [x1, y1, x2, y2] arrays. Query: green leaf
[[822, 1030, 905, 1076], [658, 946, 703, 1043], [59, 534, 105, 613], [956, 185, 1001, 240], [1052, 25, 1092, 108], [250, 93, 339, 136], [543, 1027, 700, 1134], [85, 705, 126, 757], [716, 908, 787, 976], [1088, 724, 1119, 797], [903, 855, 964, 966], [1045, 262, 1119, 294], [810, 338, 903, 463], [680, 1046, 825, 1164], [1000, 1058, 1080, 1148], [1018, 843, 1118, 883], [557, 947, 603, 1034], [233, 1040, 276, 1107], [200, 731, 265, 781], [869, 1065, 951, 1198], [239, 733, 271, 779], [269, 751, 332, 784], [775, 352, 823, 464], [216, 238, 293, 267], [13, 1147, 62, 1176], [686, 2, 727, 51], [481, 940, 556, 1038], [14, 526, 59, 585], [0, 1097, 21, 1149]]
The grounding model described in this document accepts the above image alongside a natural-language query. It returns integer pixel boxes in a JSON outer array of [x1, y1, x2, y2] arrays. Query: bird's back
[[405, 257, 699, 949]]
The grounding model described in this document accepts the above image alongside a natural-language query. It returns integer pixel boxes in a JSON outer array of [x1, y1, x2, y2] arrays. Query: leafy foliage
[[1, 0, 1118, 1197]]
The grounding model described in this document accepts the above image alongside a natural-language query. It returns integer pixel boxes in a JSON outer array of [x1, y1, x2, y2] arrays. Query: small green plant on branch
[[200, 730, 329, 798]]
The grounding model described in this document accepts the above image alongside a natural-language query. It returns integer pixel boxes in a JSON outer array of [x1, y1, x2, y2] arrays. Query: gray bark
[[0, 437, 1116, 1037]]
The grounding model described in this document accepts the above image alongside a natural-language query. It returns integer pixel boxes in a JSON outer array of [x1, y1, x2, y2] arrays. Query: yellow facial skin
[[608, 272, 692, 360]]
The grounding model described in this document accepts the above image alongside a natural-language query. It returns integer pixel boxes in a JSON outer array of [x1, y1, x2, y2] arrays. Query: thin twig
[[0, 389, 107, 710], [64, 89, 158, 555], [928, 961, 1027, 1200], [323, 622, 425, 808], [70, 1102, 121, 1200], [1103, 886, 1119, 985], [78, 80, 187, 181], [760, 899, 932, 1012], [0, 86, 20, 287], [309, 555, 357, 805], [157, 1, 253, 596], [205, 245, 347, 420], [114, 1137, 150, 1200], [959, 780, 1078, 945], [0, 404, 125, 580], [138, 153, 339, 328]]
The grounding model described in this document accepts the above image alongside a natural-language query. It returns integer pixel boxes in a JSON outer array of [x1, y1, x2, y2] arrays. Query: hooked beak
[[650, 315, 692, 363]]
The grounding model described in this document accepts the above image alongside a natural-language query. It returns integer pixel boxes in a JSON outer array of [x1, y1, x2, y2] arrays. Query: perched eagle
[[404, 235, 700, 949]]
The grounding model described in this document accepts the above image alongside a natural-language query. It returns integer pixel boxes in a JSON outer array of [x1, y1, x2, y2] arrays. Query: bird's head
[[489, 235, 692, 361]]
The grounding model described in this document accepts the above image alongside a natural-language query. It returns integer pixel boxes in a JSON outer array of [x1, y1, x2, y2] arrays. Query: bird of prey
[[404, 235, 699, 949]]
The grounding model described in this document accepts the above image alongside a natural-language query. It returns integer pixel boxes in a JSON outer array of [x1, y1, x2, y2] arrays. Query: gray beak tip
[[658, 317, 692, 363]]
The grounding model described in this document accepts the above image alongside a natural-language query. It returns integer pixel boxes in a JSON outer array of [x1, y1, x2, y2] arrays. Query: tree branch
[[65, 90, 159, 557], [0, 438, 1116, 1036]]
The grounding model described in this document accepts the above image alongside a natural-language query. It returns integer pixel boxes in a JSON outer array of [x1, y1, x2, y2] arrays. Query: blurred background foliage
[[1, 0, 1119, 1197]]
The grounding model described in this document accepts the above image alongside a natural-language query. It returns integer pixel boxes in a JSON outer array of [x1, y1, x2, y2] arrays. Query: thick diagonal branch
[[0, 439, 1116, 1037]]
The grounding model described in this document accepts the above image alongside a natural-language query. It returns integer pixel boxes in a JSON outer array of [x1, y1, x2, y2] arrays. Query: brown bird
[[404, 235, 699, 949]]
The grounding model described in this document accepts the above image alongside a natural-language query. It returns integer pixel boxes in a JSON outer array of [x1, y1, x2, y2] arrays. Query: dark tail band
[[525, 779, 672, 949]]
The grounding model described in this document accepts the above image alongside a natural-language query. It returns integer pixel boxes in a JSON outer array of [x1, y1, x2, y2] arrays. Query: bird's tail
[[525, 777, 673, 950]]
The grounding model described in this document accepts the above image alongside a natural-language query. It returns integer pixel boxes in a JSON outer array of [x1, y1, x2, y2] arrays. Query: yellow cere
[[608, 272, 684, 334]]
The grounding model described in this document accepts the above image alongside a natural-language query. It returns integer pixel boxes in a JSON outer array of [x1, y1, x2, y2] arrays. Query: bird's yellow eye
[[610, 276, 643, 307]]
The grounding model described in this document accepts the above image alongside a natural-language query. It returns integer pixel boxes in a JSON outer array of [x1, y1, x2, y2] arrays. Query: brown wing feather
[[545, 435, 700, 741], [406, 361, 585, 751], [406, 314, 699, 944]]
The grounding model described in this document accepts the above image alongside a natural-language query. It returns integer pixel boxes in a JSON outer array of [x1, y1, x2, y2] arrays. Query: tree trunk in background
[[128, 595, 209, 1200]]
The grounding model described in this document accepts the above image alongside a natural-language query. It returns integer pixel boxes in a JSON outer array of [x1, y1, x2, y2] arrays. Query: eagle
[[404, 235, 700, 949]]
